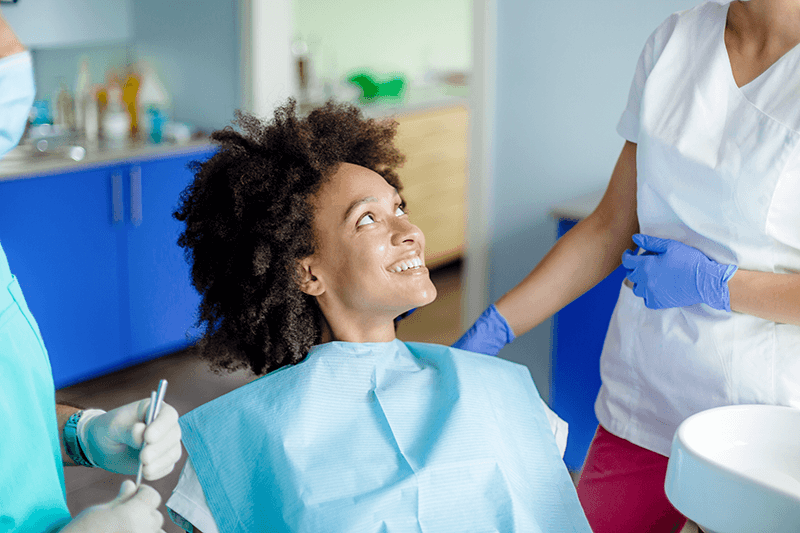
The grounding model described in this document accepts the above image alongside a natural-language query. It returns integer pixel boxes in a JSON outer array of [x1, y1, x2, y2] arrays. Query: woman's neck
[[725, 0, 800, 86], [318, 314, 397, 344], [730, 0, 800, 45]]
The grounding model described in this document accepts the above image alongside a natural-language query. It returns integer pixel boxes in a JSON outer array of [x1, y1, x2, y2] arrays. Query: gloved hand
[[78, 398, 182, 480], [452, 304, 515, 357], [60, 480, 165, 533], [622, 234, 738, 311]]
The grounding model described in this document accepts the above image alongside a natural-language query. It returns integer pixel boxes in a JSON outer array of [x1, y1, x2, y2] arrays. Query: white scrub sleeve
[[542, 399, 569, 459], [616, 11, 681, 144], [167, 457, 220, 533]]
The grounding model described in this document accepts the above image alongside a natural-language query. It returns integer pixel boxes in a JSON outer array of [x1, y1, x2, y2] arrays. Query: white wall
[[133, 0, 241, 131], [2, 0, 132, 49], [241, 0, 294, 120], [293, 0, 471, 86], [488, 0, 697, 400]]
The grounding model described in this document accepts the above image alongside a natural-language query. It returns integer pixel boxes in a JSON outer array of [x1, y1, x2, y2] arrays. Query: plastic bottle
[[123, 68, 140, 138], [136, 62, 170, 143], [74, 58, 91, 134], [54, 81, 76, 132], [84, 86, 99, 142], [102, 72, 130, 145]]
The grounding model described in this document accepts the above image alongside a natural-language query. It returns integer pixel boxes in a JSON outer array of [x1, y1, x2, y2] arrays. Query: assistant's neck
[[729, 0, 800, 46]]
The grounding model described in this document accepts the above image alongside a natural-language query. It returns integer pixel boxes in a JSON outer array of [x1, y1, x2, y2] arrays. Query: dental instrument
[[135, 379, 168, 488]]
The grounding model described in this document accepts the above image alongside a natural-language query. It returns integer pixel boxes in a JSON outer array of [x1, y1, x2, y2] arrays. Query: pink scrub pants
[[576, 425, 688, 533]]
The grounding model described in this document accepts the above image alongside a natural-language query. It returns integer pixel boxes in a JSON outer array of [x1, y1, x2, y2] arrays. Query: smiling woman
[[173, 100, 406, 376], [165, 99, 591, 533], [298, 162, 437, 343]]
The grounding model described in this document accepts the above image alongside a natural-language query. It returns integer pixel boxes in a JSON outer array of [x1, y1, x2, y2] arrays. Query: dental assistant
[[481, 1, 800, 531], [1, 11, 180, 533]]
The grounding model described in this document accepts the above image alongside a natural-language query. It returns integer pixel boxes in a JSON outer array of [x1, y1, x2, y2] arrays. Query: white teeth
[[389, 257, 424, 272]]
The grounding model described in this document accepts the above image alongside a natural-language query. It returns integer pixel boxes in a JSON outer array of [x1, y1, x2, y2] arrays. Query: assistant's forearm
[[56, 403, 83, 466], [495, 141, 639, 337], [0, 11, 26, 58], [728, 270, 800, 326], [495, 213, 636, 337]]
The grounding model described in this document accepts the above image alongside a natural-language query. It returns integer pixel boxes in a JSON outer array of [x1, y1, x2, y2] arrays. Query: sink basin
[[665, 404, 800, 533]]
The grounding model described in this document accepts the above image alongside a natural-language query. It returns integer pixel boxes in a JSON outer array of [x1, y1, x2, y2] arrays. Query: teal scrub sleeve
[[0, 244, 71, 532]]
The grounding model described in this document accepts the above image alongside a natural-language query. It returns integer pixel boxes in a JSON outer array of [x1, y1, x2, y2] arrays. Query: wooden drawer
[[391, 105, 468, 268], [399, 159, 465, 202], [394, 106, 468, 162], [412, 201, 465, 268], [400, 142, 468, 173]]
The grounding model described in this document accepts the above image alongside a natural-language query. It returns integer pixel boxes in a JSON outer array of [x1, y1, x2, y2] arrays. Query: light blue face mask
[[0, 51, 35, 159]]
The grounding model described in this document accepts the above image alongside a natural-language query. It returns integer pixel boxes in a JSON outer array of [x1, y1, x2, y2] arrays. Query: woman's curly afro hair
[[175, 99, 405, 376]]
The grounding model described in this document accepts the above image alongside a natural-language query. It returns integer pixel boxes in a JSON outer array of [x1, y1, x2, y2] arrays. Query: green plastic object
[[347, 71, 406, 102]]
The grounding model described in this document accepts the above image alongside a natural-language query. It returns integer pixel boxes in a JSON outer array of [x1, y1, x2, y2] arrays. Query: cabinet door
[[0, 168, 125, 388], [551, 218, 627, 471], [125, 150, 213, 361], [394, 106, 468, 268]]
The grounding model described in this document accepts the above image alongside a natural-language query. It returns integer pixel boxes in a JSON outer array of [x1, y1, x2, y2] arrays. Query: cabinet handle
[[130, 165, 142, 226], [111, 171, 124, 224]]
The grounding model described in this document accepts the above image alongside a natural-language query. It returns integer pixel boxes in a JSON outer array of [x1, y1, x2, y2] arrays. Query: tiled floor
[[58, 261, 464, 532]]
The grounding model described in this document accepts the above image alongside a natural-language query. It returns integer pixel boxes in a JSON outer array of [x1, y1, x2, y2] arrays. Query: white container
[[665, 404, 800, 533], [103, 111, 130, 145]]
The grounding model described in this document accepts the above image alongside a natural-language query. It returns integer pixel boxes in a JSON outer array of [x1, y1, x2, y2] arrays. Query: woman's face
[[300, 163, 437, 335]]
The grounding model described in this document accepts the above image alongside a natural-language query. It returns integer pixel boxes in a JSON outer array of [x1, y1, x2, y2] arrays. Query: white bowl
[[665, 404, 800, 533]]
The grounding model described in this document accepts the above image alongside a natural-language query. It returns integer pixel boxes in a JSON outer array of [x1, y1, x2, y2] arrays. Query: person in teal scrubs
[[0, 10, 181, 532]]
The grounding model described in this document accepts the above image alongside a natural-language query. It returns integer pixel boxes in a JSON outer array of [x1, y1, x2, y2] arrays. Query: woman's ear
[[297, 256, 325, 296]]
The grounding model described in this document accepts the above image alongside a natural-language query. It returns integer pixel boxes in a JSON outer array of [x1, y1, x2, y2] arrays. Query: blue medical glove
[[452, 304, 515, 357], [622, 234, 738, 311]]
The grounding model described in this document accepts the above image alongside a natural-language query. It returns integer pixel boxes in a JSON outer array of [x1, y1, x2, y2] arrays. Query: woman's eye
[[357, 214, 375, 227], [395, 205, 406, 216]]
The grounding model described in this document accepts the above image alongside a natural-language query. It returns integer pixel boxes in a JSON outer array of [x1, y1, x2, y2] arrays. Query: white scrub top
[[596, 1, 800, 457]]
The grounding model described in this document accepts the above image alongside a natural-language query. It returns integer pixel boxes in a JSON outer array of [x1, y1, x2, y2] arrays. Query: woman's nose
[[391, 216, 423, 246]]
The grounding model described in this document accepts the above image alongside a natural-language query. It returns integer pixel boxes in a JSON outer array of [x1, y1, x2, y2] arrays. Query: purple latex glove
[[622, 234, 738, 311], [452, 304, 515, 357]]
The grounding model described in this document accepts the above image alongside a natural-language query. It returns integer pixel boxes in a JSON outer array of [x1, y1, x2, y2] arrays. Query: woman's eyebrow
[[342, 188, 400, 223], [343, 196, 378, 223]]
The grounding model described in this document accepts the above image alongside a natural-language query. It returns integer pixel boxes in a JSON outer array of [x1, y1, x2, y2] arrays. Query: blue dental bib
[[180, 340, 590, 532]]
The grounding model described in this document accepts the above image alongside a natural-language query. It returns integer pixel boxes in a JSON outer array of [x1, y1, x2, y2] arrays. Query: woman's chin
[[393, 290, 437, 321], [417, 284, 438, 307]]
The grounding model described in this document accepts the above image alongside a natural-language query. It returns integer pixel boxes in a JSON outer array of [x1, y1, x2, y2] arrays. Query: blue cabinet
[[0, 168, 126, 386], [0, 148, 214, 388], [125, 155, 210, 360], [551, 218, 626, 472]]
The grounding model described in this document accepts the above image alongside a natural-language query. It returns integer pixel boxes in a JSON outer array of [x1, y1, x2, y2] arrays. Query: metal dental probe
[[135, 379, 168, 488]]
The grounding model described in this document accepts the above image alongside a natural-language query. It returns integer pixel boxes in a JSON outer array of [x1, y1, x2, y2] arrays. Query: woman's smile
[[387, 255, 425, 273], [301, 162, 437, 338]]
